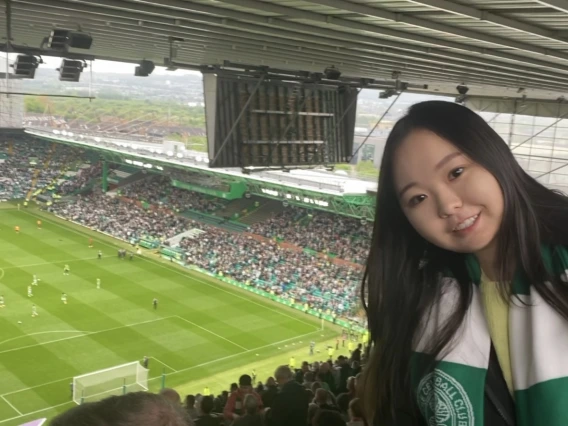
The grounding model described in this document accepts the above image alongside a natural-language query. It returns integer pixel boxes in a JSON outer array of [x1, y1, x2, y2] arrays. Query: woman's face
[[392, 129, 504, 257]]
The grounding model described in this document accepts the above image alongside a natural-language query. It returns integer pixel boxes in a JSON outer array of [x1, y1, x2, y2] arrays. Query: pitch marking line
[[0, 328, 328, 424], [147, 327, 324, 382], [0, 400, 72, 424], [0, 256, 114, 270], [0, 395, 22, 416], [150, 357, 178, 373], [0, 331, 89, 347], [174, 315, 248, 351], [0, 317, 172, 356], [20, 211, 321, 331]]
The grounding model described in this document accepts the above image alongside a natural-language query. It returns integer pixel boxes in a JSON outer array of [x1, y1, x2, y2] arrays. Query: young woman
[[360, 101, 568, 426]]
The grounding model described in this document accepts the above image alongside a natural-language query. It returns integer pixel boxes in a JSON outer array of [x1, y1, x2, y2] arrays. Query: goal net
[[72, 361, 149, 405]]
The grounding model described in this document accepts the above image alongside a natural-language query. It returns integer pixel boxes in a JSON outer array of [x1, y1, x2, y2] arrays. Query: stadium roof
[[4, 1, 568, 100]]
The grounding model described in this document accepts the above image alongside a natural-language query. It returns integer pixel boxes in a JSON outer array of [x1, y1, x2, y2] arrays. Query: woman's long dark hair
[[360, 101, 568, 424]]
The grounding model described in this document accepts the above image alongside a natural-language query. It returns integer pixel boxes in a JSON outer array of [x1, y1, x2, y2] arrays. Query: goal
[[73, 361, 149, 404]]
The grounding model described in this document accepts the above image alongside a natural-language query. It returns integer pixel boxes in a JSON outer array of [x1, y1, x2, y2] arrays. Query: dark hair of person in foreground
[[50, 392, 192, 426]]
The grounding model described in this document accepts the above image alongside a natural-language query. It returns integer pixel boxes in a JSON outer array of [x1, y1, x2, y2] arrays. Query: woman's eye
[[408, 194, 426, 206], [449, 167, 464, 180]]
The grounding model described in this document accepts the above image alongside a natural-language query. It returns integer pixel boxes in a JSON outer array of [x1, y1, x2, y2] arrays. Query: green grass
[[0, 206, 339, 425]]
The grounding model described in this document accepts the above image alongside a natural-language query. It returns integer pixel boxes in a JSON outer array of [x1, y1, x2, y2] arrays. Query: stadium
[[1, 0, 568, 426]]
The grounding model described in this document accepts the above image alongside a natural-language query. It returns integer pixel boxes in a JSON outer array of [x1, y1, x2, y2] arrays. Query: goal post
[[72, 361, 149, 405]]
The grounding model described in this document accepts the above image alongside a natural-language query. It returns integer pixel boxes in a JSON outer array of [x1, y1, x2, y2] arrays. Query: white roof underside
[[4, 0, 568, 100]]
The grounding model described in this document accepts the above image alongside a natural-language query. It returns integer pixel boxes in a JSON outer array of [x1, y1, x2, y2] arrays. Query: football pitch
[[0, 206, 337, 425]]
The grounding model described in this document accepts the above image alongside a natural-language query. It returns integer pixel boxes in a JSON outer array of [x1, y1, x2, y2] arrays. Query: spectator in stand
[[350, 344, 362, 364], [50, 392, 192, 426], [224, 375, 263, 423], [269, 365, 309, 426], [295, 361, 310, 383], [312, 409, 346, 426], [261, 377, 278, 409], [159, 388, 182, 406], [335, 356, 352, 394], [185, 394, 199, 421], [347, 398, 367, 426], [231, 394, 263, 426], [195, 395, 221, 426], [310, 388, 338, 412], [336, 393, 351, 423]]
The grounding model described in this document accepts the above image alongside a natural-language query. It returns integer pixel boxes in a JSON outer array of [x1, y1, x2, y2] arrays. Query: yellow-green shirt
[[480, 273, 514, 396]]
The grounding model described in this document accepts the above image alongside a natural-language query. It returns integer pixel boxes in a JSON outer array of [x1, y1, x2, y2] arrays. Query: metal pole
[[349, 92, 401, 162], [161, 367, 166, 390], [102, 160, 108, 192], [511, 110, 568, 151], [5, 0, 12, 109], [123, 378, 126, 395], [333, 88, 361, 134], [211, 74, 265, 166]]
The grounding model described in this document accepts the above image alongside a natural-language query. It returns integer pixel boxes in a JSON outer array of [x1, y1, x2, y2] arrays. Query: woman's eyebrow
[[435, 152, 462, 171]]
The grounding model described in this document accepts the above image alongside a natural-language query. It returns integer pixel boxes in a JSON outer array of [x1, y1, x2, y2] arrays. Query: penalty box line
[[0, 328, 331, 425]]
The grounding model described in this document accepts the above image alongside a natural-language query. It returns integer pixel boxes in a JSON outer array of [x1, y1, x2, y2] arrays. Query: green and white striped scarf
[[412, 245, 568, 426]]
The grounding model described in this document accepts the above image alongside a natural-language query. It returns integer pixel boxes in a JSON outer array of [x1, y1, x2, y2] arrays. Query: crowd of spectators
[[56, 162, 102, 195], [121, 174, 227, 213], [249, 208, 372, 265], [49, 194, 190, 242], [180, 230, 360, 316], [51, 353, 367, 426], [0, 137, 96, 200]]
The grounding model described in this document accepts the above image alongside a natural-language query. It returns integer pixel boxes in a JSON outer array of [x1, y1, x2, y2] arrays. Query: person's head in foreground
[[361, 101, 568, 425], [49, 392, 191, 426]]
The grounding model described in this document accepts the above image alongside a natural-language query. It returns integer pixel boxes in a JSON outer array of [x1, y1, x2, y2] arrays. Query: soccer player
[[97, 250, 102, 260], [89, 238, 93, 248], [289, 356, 296, 369], [152, 298, 158, 310], [63, 264, 70, 275], [0, 295, 5, 308], [96, 278, 101, 289], [142, 356, 149, 369], [27, 286, 33, 298], [31, 304, 38, 317], [14, 225, 20, 234], [37, 220, 42, 229], [32, 274, 39, 286], [61, 293, 67, 305], [251, 369, 257, 385], [309, 341, 315, 356]]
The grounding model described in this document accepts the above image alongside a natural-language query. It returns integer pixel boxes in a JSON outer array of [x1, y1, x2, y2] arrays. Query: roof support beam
[[301, 0, 568, 53], [11, 18, 568, 92], [13, 13, 568, 89], [405, 0, 566, 42], [534, 1, 568, 13], [20, 0, 568, 73]]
